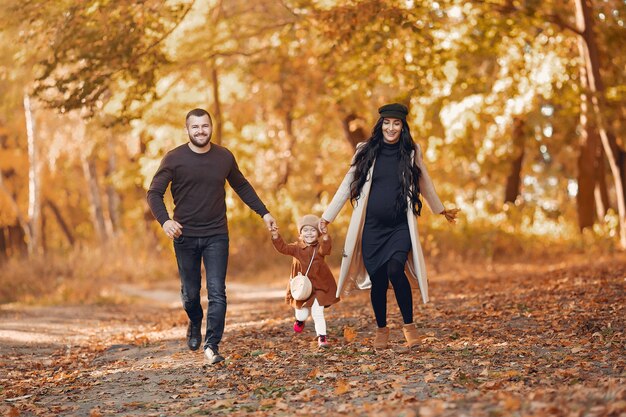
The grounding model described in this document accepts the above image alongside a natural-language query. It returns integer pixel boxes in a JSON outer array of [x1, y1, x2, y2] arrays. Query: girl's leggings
[[294, 298, 326, 336]]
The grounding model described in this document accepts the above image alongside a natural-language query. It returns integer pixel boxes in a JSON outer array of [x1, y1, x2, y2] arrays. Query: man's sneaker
[[204, 346, 225, 364], [186, 321, 202, 351], [293, 320, 305, 333], [318, 335, 329, 348]]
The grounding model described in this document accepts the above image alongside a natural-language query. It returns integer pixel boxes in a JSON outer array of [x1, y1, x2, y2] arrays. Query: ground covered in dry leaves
[[1, 256, 625, 417]]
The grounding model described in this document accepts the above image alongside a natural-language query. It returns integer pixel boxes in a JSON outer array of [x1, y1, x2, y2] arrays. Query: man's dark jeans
[[173, 234, 229, 351]]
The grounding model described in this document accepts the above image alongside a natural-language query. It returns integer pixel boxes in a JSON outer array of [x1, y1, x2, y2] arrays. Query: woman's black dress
[[361, 141, 411, 276]]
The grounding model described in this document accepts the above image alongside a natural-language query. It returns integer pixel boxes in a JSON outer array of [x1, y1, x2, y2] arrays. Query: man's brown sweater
[[147, 143, 268, 237]]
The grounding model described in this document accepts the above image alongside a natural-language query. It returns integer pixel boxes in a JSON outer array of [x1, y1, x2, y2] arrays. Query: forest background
[[0, 0, 625, 303]]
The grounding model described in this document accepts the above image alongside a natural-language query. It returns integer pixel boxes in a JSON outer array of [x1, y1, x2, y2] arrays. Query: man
[[147, 108, 276, 364]]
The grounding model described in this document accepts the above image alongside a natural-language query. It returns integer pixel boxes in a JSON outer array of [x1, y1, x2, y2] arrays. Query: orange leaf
[[503, 396, 522, 411], [335, 379, 350, 395], [360, 364, 376, 373], [260, 398, 275, 407], [343, 326, 357, 343], [275, 400, 289, 410], [260, 351, 276, 360]]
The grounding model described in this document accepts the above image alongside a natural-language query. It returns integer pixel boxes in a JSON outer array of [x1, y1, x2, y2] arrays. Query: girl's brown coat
[[272, 234, 340, 309]]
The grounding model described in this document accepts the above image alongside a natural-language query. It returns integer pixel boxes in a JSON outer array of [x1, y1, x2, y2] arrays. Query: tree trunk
[[24, 93, 41, 255], [576, 144, 596, 231], [82, 154, 108, 242], [211, 65, 223, 146], [0, 228, 7, 261], [105, 135, 121, 236], [0, 164, 31, 254], [44, 199, 75, 246], [594, 143, 610, 220], [575, 0, 626, 247], [77, 120, 108, 242], [41, 203, 47, 253], [614, 133, 626, 204], [576, 65, 597, 230], [342, 114, 367, 149], [207, 0, 224, 145], [276, 112, 297, 189], [504, 118, 525, 204], [8, 224, 27, 257]]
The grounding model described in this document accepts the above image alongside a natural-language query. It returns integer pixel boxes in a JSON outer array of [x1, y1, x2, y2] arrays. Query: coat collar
[[298, 240, 319, 250]]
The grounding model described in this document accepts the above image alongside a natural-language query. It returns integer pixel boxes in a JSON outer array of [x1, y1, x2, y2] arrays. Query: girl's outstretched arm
[[318, 233, 332, 256], [271, 233, 298, 256]]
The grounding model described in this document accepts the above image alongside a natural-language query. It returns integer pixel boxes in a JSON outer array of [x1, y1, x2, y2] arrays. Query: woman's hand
[[440, 208, 460, 224], [319, 218, 330, 234]]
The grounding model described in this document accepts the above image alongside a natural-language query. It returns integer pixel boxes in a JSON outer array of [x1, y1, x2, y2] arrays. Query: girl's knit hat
[[297, 214, 320, 233]]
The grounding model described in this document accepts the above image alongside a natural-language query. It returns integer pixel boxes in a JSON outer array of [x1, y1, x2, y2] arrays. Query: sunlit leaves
[[3, 0, 193, 121]]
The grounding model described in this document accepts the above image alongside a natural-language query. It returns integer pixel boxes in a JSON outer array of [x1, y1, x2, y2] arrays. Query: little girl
[[271, 214, 340, 348]]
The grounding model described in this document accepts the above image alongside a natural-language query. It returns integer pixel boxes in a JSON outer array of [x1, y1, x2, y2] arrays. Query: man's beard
[[189, 132, 211, 147]]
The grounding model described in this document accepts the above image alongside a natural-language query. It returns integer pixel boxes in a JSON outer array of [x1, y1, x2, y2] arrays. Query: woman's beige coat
[[322, 143, 444, 303]]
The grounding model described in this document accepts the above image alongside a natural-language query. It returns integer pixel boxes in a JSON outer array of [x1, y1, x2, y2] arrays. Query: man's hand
[[163, 219, 183, 239], [319, 218, 329, 234], [263, 213, 277, 232]]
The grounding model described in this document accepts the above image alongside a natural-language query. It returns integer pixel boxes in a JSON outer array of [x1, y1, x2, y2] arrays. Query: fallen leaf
[[275, 400, 289, 410], [260, 351, 276, 360], [360, 364, 376, 373], [344, 326, 357, 343], [335, 379, 350, 395], [296, 388, 318, 401], [212, 399, 234, 409], [502, 396, 522, 411]]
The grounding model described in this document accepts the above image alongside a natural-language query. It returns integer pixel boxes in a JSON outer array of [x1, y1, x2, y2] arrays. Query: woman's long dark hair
[[349, 118, 423, 216]]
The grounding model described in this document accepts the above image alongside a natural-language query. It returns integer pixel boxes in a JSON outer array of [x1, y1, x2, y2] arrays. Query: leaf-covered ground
[[1, 256, 625, 417]]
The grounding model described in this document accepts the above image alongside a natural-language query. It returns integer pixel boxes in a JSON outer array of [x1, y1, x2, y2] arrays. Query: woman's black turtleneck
[[361, 140, 412, 276]]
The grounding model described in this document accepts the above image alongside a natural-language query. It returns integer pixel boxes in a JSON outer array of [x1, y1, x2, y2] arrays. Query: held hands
[[263, 213, 278, 232], [440, 208, 461, 224], [163, 219, 183, 239], [318, 218, 329, 234], [264, 213, 279, 239]]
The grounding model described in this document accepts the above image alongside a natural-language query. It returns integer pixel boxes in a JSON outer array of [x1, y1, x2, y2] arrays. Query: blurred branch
[[212, 21, 296, 45], [545, 12, 583, 36], [43, 199, 75, 246], [470, 0, 582, 36], [129, 1, 197, 63], [276, 0, 302, 18], [181, 46, 275, 66]]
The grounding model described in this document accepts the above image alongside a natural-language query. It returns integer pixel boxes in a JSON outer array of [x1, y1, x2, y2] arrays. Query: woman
[[319, 103, 458, 350]]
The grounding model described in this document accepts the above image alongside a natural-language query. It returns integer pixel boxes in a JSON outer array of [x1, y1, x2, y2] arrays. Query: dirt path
[[1, 258, 625, 417]]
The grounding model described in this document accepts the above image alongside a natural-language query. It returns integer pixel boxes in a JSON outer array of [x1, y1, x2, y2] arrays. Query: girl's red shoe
[[293, 320, 305, 333]]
